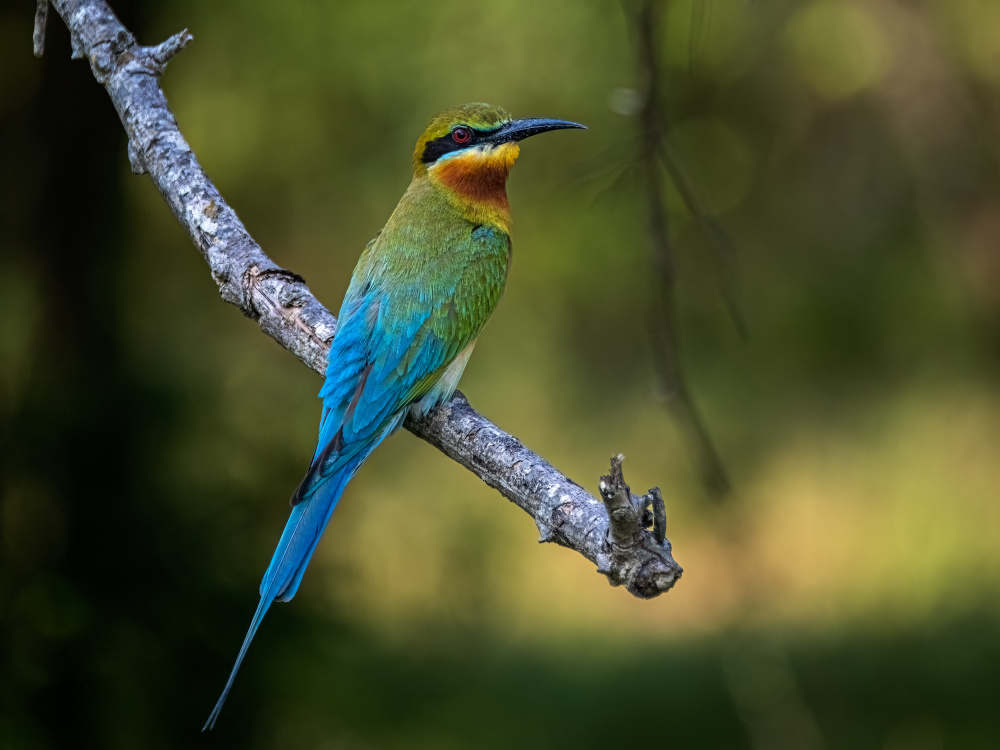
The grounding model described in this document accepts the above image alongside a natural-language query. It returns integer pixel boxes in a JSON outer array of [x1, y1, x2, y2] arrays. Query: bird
[[203, 103, 584, 729]]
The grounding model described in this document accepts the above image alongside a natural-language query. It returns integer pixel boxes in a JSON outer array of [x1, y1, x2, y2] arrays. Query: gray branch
[[44, 0, 682, 598]]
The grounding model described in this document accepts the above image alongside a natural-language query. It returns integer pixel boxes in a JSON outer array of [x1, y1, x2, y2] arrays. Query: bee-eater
[[204, 103, 584, 729]]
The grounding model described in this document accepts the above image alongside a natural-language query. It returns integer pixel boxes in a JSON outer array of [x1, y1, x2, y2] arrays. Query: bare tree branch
[[33, 0, 49, 57], [43, 0, 682, 598]]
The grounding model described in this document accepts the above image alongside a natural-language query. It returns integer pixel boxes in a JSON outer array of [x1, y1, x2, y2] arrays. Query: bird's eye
[[452, 127, 473, 144]]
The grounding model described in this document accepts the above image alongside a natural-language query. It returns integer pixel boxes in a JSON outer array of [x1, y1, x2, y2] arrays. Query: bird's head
[[412, 103, 584, 226]]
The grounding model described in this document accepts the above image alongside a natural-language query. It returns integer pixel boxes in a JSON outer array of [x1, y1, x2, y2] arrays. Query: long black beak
[[489, 117, 587, 144]]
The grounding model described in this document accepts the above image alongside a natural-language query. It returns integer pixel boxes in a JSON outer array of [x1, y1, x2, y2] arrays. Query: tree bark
[[43, 0, 682, 598]]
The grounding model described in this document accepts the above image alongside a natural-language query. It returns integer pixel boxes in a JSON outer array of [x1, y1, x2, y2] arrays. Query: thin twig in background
[[627, 0, 737, 499]]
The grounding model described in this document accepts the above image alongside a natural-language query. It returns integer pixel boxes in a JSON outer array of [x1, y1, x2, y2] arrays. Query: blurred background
[[3, 0, 1000, 747]]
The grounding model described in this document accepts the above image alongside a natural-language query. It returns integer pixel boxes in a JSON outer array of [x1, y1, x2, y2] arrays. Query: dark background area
[[2, 0, 1000, 747]]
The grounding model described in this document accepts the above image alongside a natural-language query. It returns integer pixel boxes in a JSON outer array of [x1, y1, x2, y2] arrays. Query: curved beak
[[488, 117, 587, 145]]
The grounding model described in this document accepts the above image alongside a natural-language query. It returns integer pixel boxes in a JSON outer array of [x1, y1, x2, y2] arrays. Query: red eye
[[452, 127, 472, 144]]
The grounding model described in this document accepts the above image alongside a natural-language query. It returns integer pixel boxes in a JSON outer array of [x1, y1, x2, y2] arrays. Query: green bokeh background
[[3, 0, 1000, 747]]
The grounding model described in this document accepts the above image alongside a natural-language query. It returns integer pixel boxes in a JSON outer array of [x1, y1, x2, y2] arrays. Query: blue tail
[[203, 414, 404, 731], [202, 591, 274, 731]]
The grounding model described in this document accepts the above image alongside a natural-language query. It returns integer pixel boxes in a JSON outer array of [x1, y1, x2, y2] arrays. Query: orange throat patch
[[429, 142, 520, 227]]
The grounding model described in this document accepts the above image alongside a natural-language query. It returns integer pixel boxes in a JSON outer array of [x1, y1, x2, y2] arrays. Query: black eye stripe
[[421, 126, 502, 164]]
